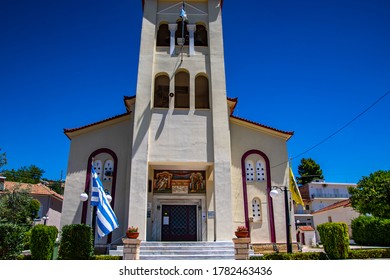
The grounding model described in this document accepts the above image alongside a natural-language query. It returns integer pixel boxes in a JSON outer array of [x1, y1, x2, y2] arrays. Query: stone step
[[139, 241, 235, 260], [109, 241, 236, 260], [140, 254, 235, 260]]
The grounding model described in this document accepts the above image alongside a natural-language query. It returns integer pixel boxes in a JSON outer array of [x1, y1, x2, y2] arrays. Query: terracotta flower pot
[[235, 231, 249, 238], [126, 232, 139, 239]]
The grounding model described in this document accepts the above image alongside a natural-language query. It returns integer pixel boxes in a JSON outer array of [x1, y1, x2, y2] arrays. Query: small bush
[[249, 249, 390, 260], [94, 255, 122, 260], [250, 252, 328, 260], [16, 254, 32, 260], [352, 216, 390, 246], [348, 249, 390, 259], [58, 224, 94, 260], [0, 223, 25, 260], [30, 225, 58, 260], [23, 229, 32, 250], [317, 222, 349, 259]]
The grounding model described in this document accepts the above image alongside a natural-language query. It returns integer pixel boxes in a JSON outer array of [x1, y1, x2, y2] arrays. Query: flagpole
[[91, 160, 97, 246], [91, 205, 97, 246], [181, 1, 185, 62]]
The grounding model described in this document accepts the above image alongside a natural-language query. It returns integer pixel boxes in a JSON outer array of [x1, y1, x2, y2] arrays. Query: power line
[[272, 89, 390, 169]]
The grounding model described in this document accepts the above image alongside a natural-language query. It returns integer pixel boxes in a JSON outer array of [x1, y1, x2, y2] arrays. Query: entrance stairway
[[110, 241, 235, 260]]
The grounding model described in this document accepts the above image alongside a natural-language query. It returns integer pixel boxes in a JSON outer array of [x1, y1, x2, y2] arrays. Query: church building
[[61, 0, 295, 249]]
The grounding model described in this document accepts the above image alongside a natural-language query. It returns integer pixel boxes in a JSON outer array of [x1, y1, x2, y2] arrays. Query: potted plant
[[126, 226, 139, 239], [235, 226, 249, 238]]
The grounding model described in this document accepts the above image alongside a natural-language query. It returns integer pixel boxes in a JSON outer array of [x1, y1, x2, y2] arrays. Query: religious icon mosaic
[[153, 170, 206, 194]]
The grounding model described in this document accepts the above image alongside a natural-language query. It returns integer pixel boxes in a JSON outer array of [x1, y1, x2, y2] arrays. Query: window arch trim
[[81, 148, 118, 243], [241, 149, 275, 242]]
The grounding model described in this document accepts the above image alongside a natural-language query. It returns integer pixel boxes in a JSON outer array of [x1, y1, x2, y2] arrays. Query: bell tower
[[128, 0, 233, 241]]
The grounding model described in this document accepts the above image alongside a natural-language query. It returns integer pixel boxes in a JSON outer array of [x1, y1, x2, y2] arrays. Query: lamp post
[[270, 186, 292, 253]]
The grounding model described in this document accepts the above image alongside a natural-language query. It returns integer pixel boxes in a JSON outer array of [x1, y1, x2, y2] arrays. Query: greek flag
[[91, 166, 119, 238], [180, 2, 188, 21]]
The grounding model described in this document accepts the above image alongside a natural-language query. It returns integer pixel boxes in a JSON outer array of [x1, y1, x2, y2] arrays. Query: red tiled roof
[[63, 96, 293, 141], [312, 199, 351, 214], [142, 1, 224, 9], [227, 97, 238, 115], [63, 112, 131, 138], [298, 226, 315, 231], [2, 181, 63, 201], [230, 115, 294, 137]]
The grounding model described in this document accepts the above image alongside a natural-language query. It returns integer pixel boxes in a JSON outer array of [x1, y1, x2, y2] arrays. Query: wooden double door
[[161, 205, 197, 241]]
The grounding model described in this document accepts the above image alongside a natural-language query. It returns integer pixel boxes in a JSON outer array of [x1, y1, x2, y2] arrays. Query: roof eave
[[64, 112, 131, 140], [230, 115, 294, 141]]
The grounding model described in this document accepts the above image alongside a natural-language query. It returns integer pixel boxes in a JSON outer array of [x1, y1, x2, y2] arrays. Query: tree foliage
[[296, 158, 324, 185], [349, 170, 390, 219], [0, 185, 41, 228], [0, 148, 6, 169], [1, 165, 45, 184]]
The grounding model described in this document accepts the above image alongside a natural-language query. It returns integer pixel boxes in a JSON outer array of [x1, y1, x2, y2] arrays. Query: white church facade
[[61, 0, 295, 248]]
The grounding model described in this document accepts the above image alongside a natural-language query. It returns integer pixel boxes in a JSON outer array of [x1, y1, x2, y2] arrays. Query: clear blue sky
[[1, 0, 389, 183]]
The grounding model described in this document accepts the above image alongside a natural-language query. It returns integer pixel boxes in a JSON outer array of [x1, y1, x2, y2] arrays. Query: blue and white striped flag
[[91, 166, 119, 238], [180, 2, 188, 21]]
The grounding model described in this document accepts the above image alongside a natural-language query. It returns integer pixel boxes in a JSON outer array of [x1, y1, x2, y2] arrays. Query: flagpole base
[[122, 238, 142, 260]]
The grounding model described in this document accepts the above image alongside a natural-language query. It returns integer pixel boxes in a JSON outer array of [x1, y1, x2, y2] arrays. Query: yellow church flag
[[289, 167, 304, 206]]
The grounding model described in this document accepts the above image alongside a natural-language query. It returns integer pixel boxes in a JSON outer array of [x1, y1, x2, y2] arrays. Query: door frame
[[161, 205, 197, 241], [152, 195, 205, 241]]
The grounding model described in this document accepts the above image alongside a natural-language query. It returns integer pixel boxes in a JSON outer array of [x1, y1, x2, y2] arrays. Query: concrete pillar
[[187, 24, 196, 56], [233, 238, 251, 260], [168, 23, 177, 56], [122, 238, 141, 260]]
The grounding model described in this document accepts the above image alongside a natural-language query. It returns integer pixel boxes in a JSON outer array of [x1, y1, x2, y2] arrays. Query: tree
[[296, 158, 324, 185], [0, 148, 6, 169], [1, 165, 45, 184], [47, 180, 64, 195], [0, 185, 41, 228], [349, 170, 390, 219]]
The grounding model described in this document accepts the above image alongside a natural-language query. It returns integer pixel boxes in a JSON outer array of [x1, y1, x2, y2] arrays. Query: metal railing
[[294, 210, 312, 215], [311, 193, 349, 199]]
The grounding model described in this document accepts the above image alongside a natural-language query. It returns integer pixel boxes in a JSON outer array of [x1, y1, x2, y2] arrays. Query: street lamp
[[270, 186, 292, 253]]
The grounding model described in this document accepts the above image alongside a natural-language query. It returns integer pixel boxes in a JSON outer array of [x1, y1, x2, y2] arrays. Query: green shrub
[[348, 249, 390, 259], [249, 249, 390, 260], [317, 222, 349, 259], [58, 224, 94, 260], [16, 254, 32, 260], [250, 252, 328, 260], [30, 225, 58, 260], [352, 216, 390, 246], [93, 255, 122, 260], [23, 229, 32, 250], [0, 223, 25, 260]]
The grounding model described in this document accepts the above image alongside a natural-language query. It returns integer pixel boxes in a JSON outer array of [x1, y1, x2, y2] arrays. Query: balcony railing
[[311, 193, 350, 199], [294, 210, 313, 215]]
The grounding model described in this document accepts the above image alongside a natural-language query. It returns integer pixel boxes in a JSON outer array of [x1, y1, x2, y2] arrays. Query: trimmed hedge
[[30, 225, 58, 260], [249, 249, 390, 260], [0, 223, 25, 260], [317, 222, 349, 259], [348, 249, 390, 259], [250, 252, 328, 260], [352, 216, 390, 246], [58, 224, 94, 260], [94, 255, 122, 260]]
